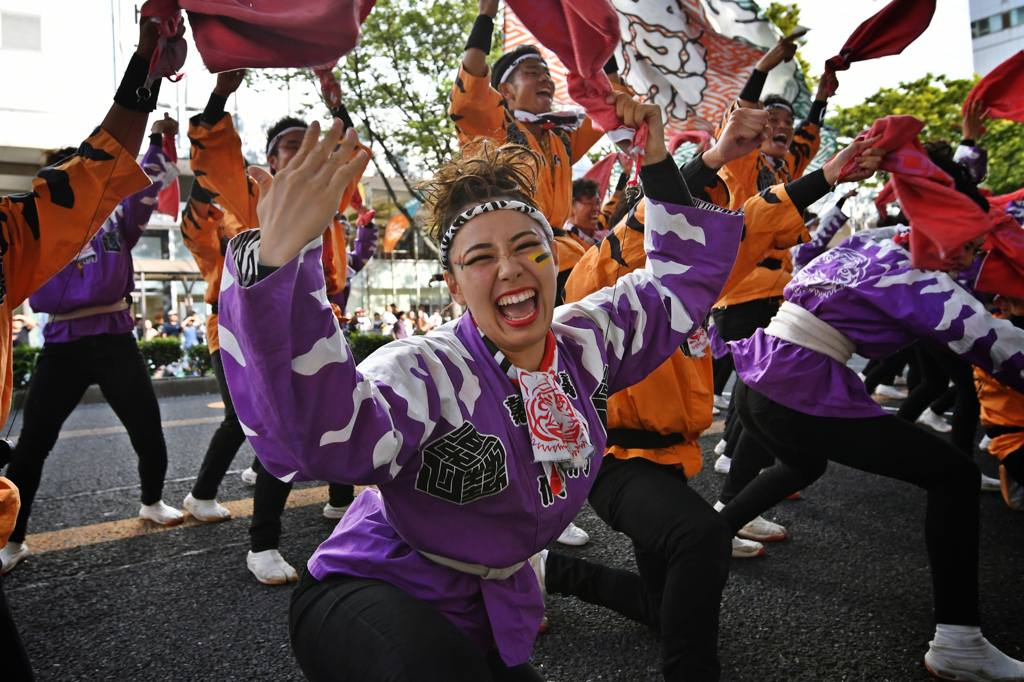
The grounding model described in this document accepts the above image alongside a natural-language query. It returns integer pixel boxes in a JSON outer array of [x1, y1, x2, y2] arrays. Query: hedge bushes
[[187, 344, 213, 377], [12, 345, 41, 390], [348, 333, 393, 363], [138, 338, 184, 373]]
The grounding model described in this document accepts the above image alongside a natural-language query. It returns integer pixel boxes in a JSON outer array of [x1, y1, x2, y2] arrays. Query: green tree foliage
[[828, 74, 1024, 195], [187, 344, 213, 377], [12, 345, 40, 390]]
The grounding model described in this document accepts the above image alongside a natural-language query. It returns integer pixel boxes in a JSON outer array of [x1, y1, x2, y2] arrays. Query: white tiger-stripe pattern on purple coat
[[217, 197, 743, 665]]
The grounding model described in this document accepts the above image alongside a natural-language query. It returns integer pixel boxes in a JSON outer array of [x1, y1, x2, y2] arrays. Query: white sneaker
[[925, 624, 1024, 681], [737, 515, 787, 542], [529, 549, 548, 599], [183, 493, 232, 522], [857, 372, 867, 382], [714, 455, 731, 474], [323, 502, 350, 520], [917, 409, 952, 434], [980, 474, 1001, 493], [0, 541, 29, 574], [712, 405, 720, 416], [731, 536, 764, 559], [139, 500, 185, 525], [894, 375, 908, 386], [714, 439, 728, 456], [713, 395, 730, 410], [556, 522, 589, 547], [979, 435, 992, 452], [875, 384, 907, 400], [246, 549, 299, 585], [1001, 466, 1024, 511], [240, 467, 257, 486]]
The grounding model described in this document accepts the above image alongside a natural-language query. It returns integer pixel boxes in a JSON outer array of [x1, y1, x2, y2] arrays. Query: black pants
[[0, 573, 33, 680], [191, 351, 354, 552], [712, 297, 781, 436], [863, 348, 910, 395], [545, 456, 731, 682], [6, 333, 167, 543], [897, 344, 980, 455], [290, 570, 543, 682], [711, 353, 734, 396], [722, 382, 981, 625], [1001, 448, 1024, 486]]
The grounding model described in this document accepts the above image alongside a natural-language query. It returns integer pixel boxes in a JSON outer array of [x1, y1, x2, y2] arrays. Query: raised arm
[[122, 118, 181, 250], [349, 210, 379, 273], [791, 190, 853, 270], [450, 1, 508, 143]]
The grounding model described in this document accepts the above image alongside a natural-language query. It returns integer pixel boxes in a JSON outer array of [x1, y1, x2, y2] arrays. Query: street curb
[[11, 376, 219, 408]]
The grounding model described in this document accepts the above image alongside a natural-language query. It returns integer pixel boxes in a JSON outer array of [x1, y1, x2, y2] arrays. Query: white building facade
[[969, 0, 1024, 75]]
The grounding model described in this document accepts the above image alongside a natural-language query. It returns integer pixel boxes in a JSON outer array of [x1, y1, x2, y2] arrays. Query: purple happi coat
[[733, 229, 1024, 420], [791, 203, 849, 273], [30, 141, 178, 342], [217, 197, 743, 665]]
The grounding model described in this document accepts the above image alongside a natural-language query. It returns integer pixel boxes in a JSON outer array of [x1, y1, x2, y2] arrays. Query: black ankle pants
[[721, 381, 981, 625], [545, 456, 731, 681], [6, 333, 167, 543], [289, 570, 543, 681]]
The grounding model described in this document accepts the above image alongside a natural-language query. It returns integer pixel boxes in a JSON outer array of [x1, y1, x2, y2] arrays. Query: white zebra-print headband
[[439, 199, 554, 269]]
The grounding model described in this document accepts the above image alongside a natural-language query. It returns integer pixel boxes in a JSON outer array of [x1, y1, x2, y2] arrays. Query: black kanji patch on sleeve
[[504, 395, 527, 427], [101, 228, 122, 253], [558, 371, 577, 399], [561, 458, 591, 480], [416, 422, 509, 505]]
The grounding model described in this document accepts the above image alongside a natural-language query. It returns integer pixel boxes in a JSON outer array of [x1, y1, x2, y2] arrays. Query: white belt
[[764, 300, 856, 364], [49, 300, 129, 322], [418, 551, 526, 581]]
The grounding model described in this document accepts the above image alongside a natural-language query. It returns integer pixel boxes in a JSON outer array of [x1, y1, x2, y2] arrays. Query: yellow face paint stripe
[[530, 251, 551, 266]]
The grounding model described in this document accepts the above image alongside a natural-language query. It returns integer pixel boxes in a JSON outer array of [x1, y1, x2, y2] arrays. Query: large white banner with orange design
[[503, 0, 813, 137]]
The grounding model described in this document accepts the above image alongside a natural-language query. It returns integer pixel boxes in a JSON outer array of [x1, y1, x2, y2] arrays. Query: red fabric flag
[[583, 151, 632, 199], [505, 0, 633, 144], [990, 187, 1024, 212], [823, 0, 936, 95], [157, 133, 180, 220], [977, 211, 1024, 299], [874, 178, 897, 217], [140, 0, 376, 73], [842, 115, 992, 270], [965, 51, 1024, 124], [668, 131, 712, 155]]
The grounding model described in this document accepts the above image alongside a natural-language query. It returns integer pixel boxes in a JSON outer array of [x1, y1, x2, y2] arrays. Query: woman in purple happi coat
[[2, 118, 185, 566], [720, 121, 1024, 679], [216, 94, 745, 680]]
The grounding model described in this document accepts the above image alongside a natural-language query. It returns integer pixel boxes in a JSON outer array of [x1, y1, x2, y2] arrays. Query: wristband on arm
[[738, 69, 768, 104], [201, 93, 228, 125], [465, 14, 494, 53], [114, 53, 162, 112]]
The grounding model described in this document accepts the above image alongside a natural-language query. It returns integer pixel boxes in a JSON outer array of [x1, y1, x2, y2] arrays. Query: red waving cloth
[[669, 131, 712, 155], [140, 0, 376, 73], [990, 187, 1024, 213], [965, 51, 1024, 124], [843, 115, 991, 270], [823, 0, 936, 96], [977, 212, 1024, 299], [157, 133, 180, 220], [505, 0, 633, 144], [874, 178, 897, 217], [583, 151, 631, 199]]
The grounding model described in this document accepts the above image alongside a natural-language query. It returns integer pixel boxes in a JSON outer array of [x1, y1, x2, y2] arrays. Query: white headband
[[498, 54, 548, 85], [439, 199, 553, 269], [764, 102, 793, 114], [266, 126, 307, 156]]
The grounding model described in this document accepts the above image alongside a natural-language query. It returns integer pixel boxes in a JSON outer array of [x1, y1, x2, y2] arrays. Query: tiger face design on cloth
[[792, 246, 874, 299]]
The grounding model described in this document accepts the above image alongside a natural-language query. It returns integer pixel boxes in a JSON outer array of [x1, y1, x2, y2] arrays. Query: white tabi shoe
[[714, 439, 728, 456], [875, 384, 908, 400], [1000, 466, 1024, 511], [556, 522, 589, 546], [139, 501, 184, 526], [323, 502, 350, 520], [240, 467, 257, 486], [713, 395, 730, 410], [917, 409, 952, 434], [731, 536, 764, 559], [183, 493, 232, 522], [980, 474, 1001, 493], [979, 435, 992, 452], [925, 624, 1024, 681], [0, 541, 29, 574], [246, 549, 299, 585], [714, 455, 732, 474]]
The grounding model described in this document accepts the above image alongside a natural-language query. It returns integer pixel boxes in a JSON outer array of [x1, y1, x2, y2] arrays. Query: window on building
[[1012, 7, 1024, 27], [972, 5, 1024, 37], [1, 13, 41, 51]]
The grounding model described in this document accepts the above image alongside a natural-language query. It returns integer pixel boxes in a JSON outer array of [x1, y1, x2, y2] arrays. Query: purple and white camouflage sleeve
[[216, 232, 434, 486], [792, 204, 848, 271], [120, 142, 179, 250], [953, 144, 988, 185], [556, 198, 743, 395], [347, 223, 378, 275], [880, 266, 1024, 394]]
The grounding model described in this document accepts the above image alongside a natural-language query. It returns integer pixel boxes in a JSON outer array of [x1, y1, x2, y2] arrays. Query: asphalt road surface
[[1, 390, 1021, 681]]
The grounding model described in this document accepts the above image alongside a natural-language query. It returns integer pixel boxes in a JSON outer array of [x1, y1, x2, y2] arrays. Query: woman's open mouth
[[495, 288, 539, 327]]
